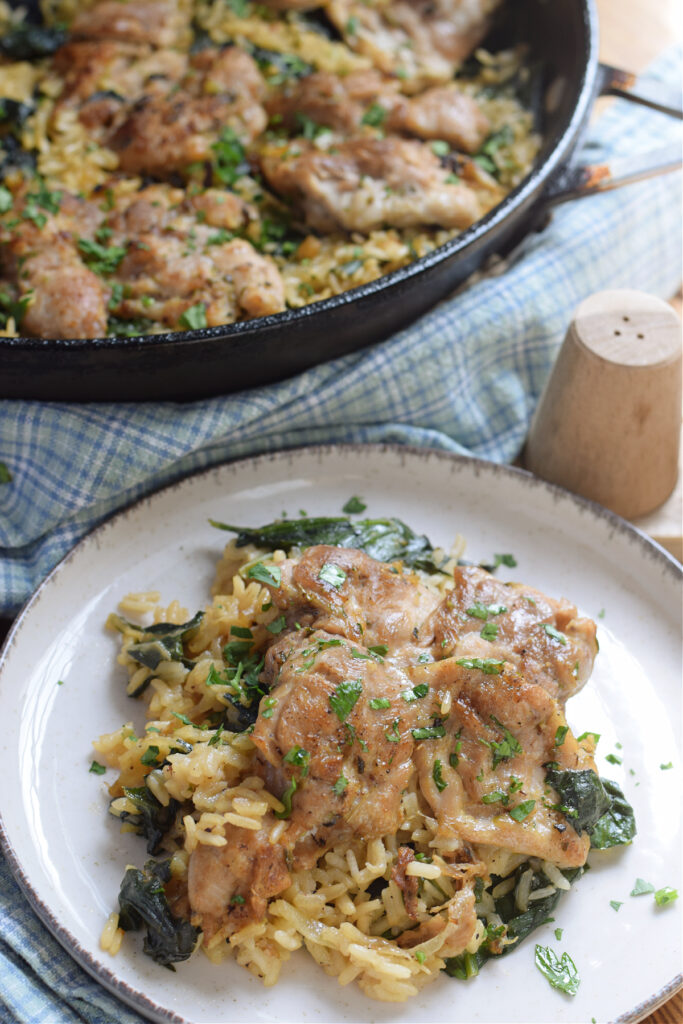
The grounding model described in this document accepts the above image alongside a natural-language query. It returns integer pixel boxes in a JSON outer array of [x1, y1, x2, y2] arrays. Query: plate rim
[[0, 442, 681, 1024]]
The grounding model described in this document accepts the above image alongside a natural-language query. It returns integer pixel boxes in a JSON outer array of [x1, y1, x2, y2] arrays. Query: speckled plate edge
[[0, 443, 680, 1024]]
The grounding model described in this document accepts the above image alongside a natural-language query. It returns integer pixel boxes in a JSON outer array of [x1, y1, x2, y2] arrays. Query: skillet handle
[[545, 146, 682, 206], [544, 62, 682, 206], [596, 62, 683, 120]]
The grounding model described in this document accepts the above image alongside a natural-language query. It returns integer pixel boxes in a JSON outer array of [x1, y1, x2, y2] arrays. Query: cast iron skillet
[[0, 0, 680, 401]]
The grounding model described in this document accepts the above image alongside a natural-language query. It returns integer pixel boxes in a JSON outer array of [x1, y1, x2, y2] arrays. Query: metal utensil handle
[[546, 145, 681, 205], [597, 62, 682, 119], [545, 62, 682, 205]]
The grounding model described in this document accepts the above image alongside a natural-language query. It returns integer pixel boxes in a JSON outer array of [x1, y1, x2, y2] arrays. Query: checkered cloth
[[0, 47, 681, 1024]]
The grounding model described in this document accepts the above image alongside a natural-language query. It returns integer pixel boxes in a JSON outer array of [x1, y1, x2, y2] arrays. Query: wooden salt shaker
[[524, 290, 682, 519]]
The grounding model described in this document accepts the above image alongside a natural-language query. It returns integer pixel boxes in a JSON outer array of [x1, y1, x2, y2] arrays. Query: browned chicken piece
[[188, 189, 249, 231], [111, 231, 285, 326], [70, 0, 191, 48], [15, 241, 108, 339], [328, 0, 502, 90], [408, 657, 595, 868], [391, 846, 420, 918], [210, 238, 286, 320], [397, 84, 490, 153], [103, 183, 251, 236], [267, 69, 489, 153], [252, 628, 418, 865], [395, 886, 476, 955], [188, 823, 291, 941], [259, 137, 489, 233], [52, 40, 153, 104], [423, 566, 598, 703], [0, 192, 108, 338], [108, 47, 266, 175], [265, 544, 440, 651]]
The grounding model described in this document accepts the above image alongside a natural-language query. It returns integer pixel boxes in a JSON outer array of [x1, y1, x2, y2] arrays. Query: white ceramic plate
[[0, 445, 681, 1024]]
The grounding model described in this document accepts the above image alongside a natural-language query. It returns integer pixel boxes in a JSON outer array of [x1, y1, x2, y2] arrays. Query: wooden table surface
[[594, 4, 682, 1022]]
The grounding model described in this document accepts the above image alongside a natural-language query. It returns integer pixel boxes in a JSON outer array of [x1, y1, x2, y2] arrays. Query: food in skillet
[[0, 0, 539, 339], [94, 514, 635, 1001]]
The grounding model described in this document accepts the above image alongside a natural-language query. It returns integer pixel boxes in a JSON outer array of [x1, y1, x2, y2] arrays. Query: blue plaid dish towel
[[0, 46, 681, 1024]]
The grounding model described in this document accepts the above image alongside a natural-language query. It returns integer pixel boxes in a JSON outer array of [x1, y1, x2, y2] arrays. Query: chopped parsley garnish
[[211, 126, 248, 185], [245, 562, 281, 588], [401, 683, 429, 702], [226, 0, 250, 15], [660, 762, 673, 770], [534, 945, 580, 996], [466, 601, 508, 620], [266, 615, 287, 635], [318, 562, 347, 589], [89, 760, 106, 775], [494, 553, 517, 568], [171, 712, 193, 726], [508, 799, 535, 822], [231, 625, 253, 639], [295, 112, 330, 140], [78, 238, 127, 276], [654, 886, 678, 906], [283, 745, 310, 776], [369, 697, 391, 710], [630, 878, 655, 896], [140, 746, 160, 767], [261, 696, 277, 719], [332, 773, 348, 797], [274, 778, 296, 819], [430, 139, 449, 156], [412, 724, 446, 741], [480, 622, 499, 642], [456, 657, 505, 675], [342, 496, 366, 514], [368, 644, 388, 658], [0, 289, 33, 330], [605, 753, 622, 765], [179, 302, 207, 330], [208, 724, 224, 746], [329, 678, 363, 722], [543, 623, 567, 645], [480, 716, 522, 767], [482, 790, 506, 805], [609, 900, 623, 911], [385, 719, 401, 743], [361, 103, 386, 127], [432, 759, 447, 791], [230, 894, 245, 905], [554, 726, 568, 747], [449, 733, 463, 768]]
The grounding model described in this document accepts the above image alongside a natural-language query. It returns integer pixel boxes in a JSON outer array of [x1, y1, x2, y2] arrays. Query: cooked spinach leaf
[[123, 612, 204, 677], [210, 515, 443, 572], [118, 859, 199, 967], [444, 865, 583, 980], [589, 777, 637, 849], [115, 785, 180, 854], [0, 24, 67, 60], [543, 763, 611, 834]]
